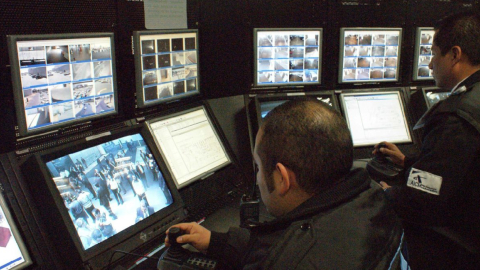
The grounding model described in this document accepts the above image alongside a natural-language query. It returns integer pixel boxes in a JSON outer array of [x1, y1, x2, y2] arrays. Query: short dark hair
[[434, 11, 480, 65], [257, 99, 353, 194]]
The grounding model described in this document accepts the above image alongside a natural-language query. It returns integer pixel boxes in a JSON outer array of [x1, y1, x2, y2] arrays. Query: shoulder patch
[[407, 168, 442, 195]]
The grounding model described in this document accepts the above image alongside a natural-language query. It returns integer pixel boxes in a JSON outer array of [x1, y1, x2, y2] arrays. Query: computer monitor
[[146, 105, 231, 189], [20, 124, 185, 269], [339, 89, 412, 147], [413, 27, 434, 81], [133, 30, 200, 108], [257, 91, 338, 120], [7, 33, 118, 137], [0, 191, 33, 270], [423, 86, 450, 108], [339, 28, 402, 83], [254, 28, 322, 87]]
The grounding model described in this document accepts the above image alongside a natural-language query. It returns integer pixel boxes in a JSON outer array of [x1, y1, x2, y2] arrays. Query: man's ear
[[274, 163, 295, 196], [451, 46, 462, 64]]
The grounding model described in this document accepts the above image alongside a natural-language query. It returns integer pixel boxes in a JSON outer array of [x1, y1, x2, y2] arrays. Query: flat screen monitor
[[20, 125, 185, 269], [7, 33, 118, 137], [254, 28, 322, 87], [339, 28, 402, 83], [413, 27, 435, 81], [423, 87, 451, 108], [146, 105, 231, 189], [0, 192, 32, 270], [133, 30, 200, 108], [257, 91, 338, 119], [339, 90, 412, 147]]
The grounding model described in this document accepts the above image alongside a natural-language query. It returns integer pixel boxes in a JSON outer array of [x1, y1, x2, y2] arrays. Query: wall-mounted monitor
[[339, 28, 402, 84], [413, 27, 434, 81], [146, 105, 231, 189], [339, 89, 412, 147], [7, 33, 118, 137], [254, 28, 322, 87], [0, 191, 33, 270], [133, 30, 200, 108], [20, 124, 185, 269]]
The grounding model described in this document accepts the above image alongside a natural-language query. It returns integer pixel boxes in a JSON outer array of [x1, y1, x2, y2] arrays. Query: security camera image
[[141, 40, 155, 54], [24, 87, 49, 108], [142, 56, 156, 70], [172, 68, 185, 81], [171, 38, 183, 51], [22, 67, 48, 88], [48, 64, 71, 84], [72, 62, 92, 81], [421, 33, 433, 45], [158, 54, 171, 68], [420, 46, 432, 55], [414, 29, 435, 80], [95, 78, 113, 95], [157, 39, 170, 52], [160, 69, 172, 82], [51, 102, 74, 122], [418, 67, 430, 77], [19, 46, 46, 66], [186, 78, 196, 92], [256, 29, 321, 85], [94, 61, 112, 78], [75, 98, 96, 117], [50, 83, 73, 103], [70, 44, 91, 62], [173, 81, 185, 95], [26, 106, 51, 129], [47, 45, 69, 64], [185, 37, 196, 50], [95, 94, 114, 113], [341, 29, 400, 82], [158, 84, 173, 98], [185, 66, 197, 78], [185, 52, 197, 64], [73, 82, 94, 99], [172, 53, 185, 66], [144, 86, 158, 101], [92, 44, 111, 60], [142, 71, 158, 86]]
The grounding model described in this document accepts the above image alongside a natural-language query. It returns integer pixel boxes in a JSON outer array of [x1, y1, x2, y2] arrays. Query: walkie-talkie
[[239, 163, 260, 228]]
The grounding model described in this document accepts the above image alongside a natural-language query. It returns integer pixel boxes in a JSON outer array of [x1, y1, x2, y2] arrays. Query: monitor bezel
[[253, 28, 323, 87], [413, 27, 435, 81], [21, 123, 185, 266], [133, 29, 201, 108], [338, 27, 403, 84], [339, 89, 413, 147], [0, 191, 33, 270], [145, 104, 232, 189], [7, 32, 119, 137]]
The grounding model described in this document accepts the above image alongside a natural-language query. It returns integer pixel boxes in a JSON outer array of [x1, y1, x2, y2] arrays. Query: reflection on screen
[[341, 92, 412, 147], [147, 107, 230, 188], [15, 37, 116, 132], [45, 134, 173, 251], [340, 29, 401, 83], [255, 29, 322, 86], [0, 193, 31, 270], [415, 28, 435, 80], [425, 90, 450, 107]]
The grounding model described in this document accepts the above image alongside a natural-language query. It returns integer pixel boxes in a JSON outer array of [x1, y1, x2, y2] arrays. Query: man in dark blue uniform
[[375, 11, 480, 270]]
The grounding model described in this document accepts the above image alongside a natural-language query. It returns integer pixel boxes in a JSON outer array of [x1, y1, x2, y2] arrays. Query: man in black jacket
[[375, 11, 480, 270], [167, 99, 402, 269]]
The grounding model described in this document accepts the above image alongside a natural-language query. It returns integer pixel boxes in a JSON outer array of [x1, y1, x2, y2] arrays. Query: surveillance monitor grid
[[413, 27, 435, 81], [0, 191, 33, 270], [254, 28, 322, 87], [7, 33, 118, 136], [339, 28, 402, 83], [134, 30, 200, 108]]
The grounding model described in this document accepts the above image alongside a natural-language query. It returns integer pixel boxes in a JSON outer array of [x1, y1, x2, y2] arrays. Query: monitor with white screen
[[339, 90, 412, 147], [146, 105, 231, 189], [0, 191, 32, 270]]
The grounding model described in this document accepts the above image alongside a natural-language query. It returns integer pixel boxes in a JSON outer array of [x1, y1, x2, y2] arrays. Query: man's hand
[[165, 222, 212, 254], [373, 141, 406, 167]]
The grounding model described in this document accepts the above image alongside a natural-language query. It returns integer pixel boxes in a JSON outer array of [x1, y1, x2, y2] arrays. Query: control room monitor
[[339, 28, 402, 84], [146, 105, 231, 189], [413, 27, 435, 81], [7, 33, 118, 137], [339, 90, 412, 147]]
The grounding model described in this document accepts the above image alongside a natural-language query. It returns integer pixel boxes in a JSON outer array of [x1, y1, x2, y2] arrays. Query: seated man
[[167, 99, 402, 269]]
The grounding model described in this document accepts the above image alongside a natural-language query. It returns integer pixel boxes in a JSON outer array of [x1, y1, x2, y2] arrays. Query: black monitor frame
[[0, 191, 33, 270], [339, 27, 403, 84], [7, 32, 119, 137], [19, 123, 185, 269], [133, 29, 200, 108], [253, 28, 323, 88], [413, 27, 435, 81]]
